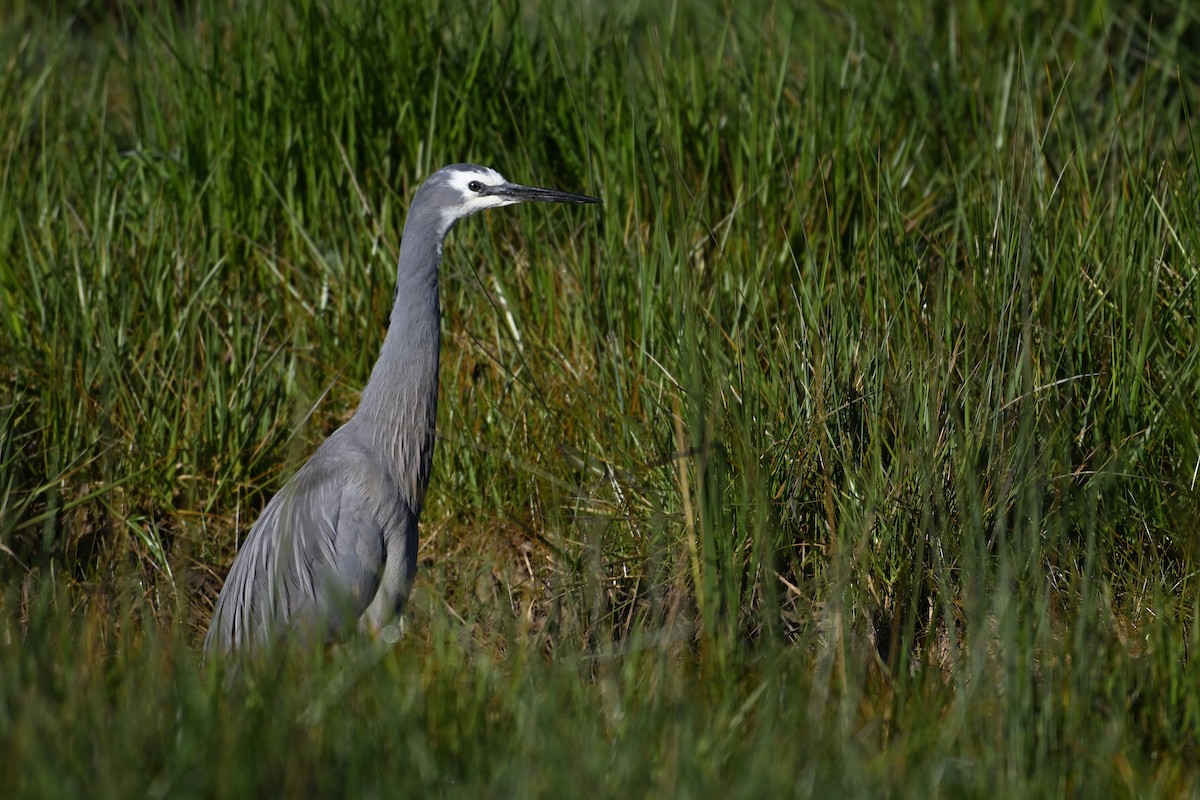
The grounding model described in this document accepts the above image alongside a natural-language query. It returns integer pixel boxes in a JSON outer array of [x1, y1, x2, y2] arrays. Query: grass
[[2, 0, 1200, 795]]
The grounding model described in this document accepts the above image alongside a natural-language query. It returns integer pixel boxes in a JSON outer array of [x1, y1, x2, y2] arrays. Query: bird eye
[[468, 180, 483, 192]]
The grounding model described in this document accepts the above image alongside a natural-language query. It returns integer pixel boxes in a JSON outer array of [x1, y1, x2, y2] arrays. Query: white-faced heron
[[205, 164, 600, 654]]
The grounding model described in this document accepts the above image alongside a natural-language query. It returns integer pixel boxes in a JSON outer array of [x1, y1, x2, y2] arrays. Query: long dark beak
[[492, 182, 601, 205]]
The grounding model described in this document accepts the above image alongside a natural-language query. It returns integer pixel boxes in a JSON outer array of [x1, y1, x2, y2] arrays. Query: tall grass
[[2, 0, 1199, 795]]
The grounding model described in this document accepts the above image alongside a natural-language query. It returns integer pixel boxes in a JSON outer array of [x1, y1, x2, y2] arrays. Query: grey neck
[[350, 202, 450, 511]]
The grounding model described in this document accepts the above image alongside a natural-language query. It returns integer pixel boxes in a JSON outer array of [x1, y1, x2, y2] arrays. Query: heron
[[205, 163, 600, 654]]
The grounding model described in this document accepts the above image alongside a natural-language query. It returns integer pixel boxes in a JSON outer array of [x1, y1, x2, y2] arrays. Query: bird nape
[[205, 164, 600, 655]]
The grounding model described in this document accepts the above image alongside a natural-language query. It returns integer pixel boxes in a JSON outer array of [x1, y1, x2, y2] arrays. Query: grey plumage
[[205, 164, 599, 654]]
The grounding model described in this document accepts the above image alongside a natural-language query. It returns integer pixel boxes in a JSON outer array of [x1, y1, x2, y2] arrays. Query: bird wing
[[204, 447, 390, 654]]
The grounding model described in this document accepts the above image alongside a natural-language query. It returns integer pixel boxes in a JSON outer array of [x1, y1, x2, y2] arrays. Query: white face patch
[[438, 166, 518, 230]]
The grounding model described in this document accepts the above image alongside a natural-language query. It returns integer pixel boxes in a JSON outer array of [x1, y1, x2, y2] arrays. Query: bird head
[[425, 164, 600, 233]]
